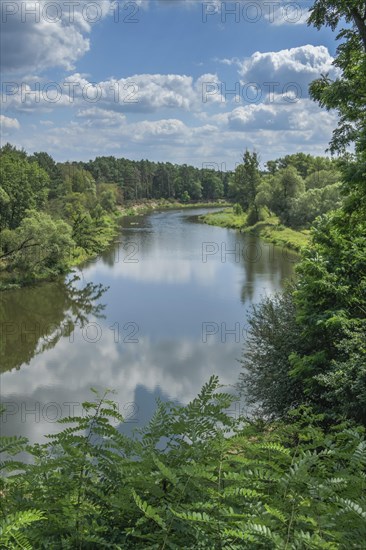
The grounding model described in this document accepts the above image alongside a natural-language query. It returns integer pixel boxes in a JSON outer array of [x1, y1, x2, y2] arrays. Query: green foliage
[[0, 210, 74, 280], [0, 511, 45, 550], [200, 208, 247, 229], [0, 148, 49, 230], [238, 288, 306, 417], [240, 190, 366, 422], [1, 380, 366, 548], [233, 203, 243, 216], [230, 150, 261, 215], [269, 167, 306, 226], [0, 146, 121, 287], [308, 0, 366, 153], [99, 184, 118, 212], [288, 183, 342, 229], [246, 205, 259, 226], [239, 1, 366, 425], [181, 190, 191, 203]]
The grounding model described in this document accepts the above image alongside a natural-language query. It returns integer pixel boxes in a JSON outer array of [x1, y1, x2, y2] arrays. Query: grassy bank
[[199, 208, 310, 253], [118, 198, 231, 216]]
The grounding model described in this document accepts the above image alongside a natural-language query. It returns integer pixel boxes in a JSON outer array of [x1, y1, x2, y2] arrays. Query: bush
[[238, 288, 306, 417], [1, 379, 366, 548], [233, 203, 243, 216], [246, 206, 259, 226]]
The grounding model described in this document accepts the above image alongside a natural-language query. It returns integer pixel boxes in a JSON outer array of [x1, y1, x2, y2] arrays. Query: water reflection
[[0, 208, 296, 444], [0, 276, 108, 373]]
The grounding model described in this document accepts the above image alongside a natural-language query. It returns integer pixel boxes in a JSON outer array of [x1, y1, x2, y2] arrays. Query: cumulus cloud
[[237, 45, 337, 96], [223, 99, 338, 139], [8, 93, 337, 167], [0, 0, 117, 73], [1, 72, 222, 113], [76, 107, 126, 127], [0, 114, 20, 129]]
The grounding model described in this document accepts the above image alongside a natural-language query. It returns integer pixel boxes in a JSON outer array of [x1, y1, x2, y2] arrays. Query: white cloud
[[263, 1, 311, 26], [238, 45, 337, 95], [8, 94, 337, 167], [0, 114, 20, 129], [0, 0, 116, 74], [1, 72, 222, 113], [76, 107, 126, 127]]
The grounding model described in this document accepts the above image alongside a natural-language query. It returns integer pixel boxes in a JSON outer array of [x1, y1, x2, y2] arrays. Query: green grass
[[199, 209, 310, 253], [198, 208, 247, 229], [252, 223, 310, 252], [119, 199, 231, 216]]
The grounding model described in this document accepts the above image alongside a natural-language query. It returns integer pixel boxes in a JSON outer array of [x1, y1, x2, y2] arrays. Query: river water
[[0, 208, 297, 442]]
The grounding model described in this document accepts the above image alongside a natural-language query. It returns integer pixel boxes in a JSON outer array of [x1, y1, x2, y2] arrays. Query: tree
[[308, 0, 366, 152], [240, 1, 366, 423], [270, 166, 305, 226], [238, 288, 306, 417], [305, 168, 341, 189], [29, 151, 64, 198], [98, 184, 118, 212], [0, 150, 49, 230], [288, 183, 342, 228], [1, 210, 74, 278], [231, 150, 261, 218], [201, 170, 224, 200]]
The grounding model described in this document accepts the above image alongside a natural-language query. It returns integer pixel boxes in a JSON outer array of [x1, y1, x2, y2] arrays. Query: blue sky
[[0, 0, 340, 168]]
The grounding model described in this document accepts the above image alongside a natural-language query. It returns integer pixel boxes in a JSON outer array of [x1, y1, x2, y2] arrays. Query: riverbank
[[118, 198, 230, 216], [0, 201, 230, 291], [0, 211, 121, 291], [198, 208, 310, 252]]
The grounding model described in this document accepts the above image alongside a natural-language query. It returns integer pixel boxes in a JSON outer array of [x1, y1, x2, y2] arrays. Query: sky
[[0, 0, 340, 168]]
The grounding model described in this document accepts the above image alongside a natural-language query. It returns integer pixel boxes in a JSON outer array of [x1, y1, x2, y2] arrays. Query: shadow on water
[[0, 275, 108, 373]]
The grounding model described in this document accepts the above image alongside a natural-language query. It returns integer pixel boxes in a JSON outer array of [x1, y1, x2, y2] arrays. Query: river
[[0, 208, 297, 443]]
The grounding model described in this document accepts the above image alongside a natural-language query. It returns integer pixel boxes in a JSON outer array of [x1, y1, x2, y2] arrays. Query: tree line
[[0, 141, 343, 287]]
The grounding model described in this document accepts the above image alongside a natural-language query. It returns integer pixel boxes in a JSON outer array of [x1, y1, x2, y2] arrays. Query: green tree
[[308, 0, 366, 152], [98, 184, 118, 212], [29, 151, 64, 198], [0, 151, 49, 230], [305, 168, 341, 189], [238, 288, 306, 417], [1, 210, 74, 278], [201, 170, 224, 200], [270, 166, 305, 226], [231, 150, 261, 218], [288, 183, 342, 228]]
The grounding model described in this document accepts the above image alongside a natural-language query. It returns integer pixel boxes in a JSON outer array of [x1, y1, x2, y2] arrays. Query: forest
[[1, 0, 366, 547]]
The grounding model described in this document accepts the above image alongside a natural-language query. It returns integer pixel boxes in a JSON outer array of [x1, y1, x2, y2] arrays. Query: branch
[[0, 237, 41, 260], [350, 8, 366, 52]]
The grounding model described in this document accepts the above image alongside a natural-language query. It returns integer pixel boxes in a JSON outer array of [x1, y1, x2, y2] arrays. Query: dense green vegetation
[[1, 0, 366, 547], [200, 149, 342, 252], [200, 208, 310, 252], [0, 146, 121, 288], [1, 378, 366, 549]]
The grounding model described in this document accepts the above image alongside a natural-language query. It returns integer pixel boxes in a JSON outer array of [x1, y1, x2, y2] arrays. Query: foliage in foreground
[[1, 376, 366, 549]]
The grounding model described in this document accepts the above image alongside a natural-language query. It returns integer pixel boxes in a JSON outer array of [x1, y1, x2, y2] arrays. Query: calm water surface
[[0, 208, 297, 442]]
